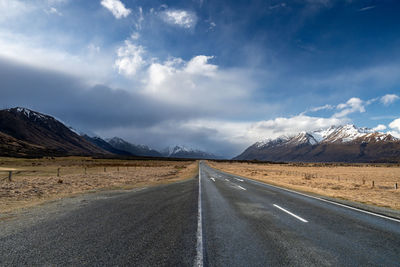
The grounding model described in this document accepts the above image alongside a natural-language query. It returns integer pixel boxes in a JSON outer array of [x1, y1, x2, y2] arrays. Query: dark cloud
[[0, 57, 198, 130], [0, 57, 240, 157]]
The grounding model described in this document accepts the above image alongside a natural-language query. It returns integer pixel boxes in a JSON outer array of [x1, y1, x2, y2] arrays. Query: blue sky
[[0, 0, 400, 157]]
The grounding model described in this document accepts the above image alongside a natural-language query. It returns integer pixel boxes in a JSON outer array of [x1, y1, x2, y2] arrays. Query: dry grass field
[[0, 157, 198, 213], [208, 161, 400, 210]]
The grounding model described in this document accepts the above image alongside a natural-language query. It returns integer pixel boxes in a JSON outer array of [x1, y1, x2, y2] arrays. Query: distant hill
[[161, 145, 219, 159], [0, 107, 109, 157], [82, 135, 133, 156], [235, 124, 400, 163], [107, 137, 162, 157]]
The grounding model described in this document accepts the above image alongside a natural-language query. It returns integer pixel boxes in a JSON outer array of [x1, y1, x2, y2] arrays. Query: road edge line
[[207, 164, 400, 224], [253, 179, 400, 223], [194, 162, 204, 267]]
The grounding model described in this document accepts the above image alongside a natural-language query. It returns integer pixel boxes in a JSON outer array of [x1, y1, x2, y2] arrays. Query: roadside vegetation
[[0, 157, 198, 213], [208, 161, 400, 210]]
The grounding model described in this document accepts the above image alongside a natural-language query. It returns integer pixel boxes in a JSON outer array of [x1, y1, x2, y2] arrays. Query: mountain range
[[161, 145, 218, 159], [1, 107, 400, 162], [0, 107, 216, 159], [235, 125, 400, 162]]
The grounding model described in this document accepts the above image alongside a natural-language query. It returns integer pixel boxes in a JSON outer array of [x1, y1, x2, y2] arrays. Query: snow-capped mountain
[[235, 124, 400, 162], [161, 145, 218, 159], [0, 107, 108, 157], [255, 125, 397, 149], [107, 137, 162, 157]]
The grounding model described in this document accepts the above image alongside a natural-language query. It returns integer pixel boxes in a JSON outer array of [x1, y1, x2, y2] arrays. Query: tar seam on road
[[228, 171, 400, 224], [273, 204, 308, 223], [194, 163, 204, 267]]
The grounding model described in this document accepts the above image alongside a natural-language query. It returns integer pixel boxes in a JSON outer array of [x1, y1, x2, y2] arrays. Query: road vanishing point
[[1, 161, 400, 266]]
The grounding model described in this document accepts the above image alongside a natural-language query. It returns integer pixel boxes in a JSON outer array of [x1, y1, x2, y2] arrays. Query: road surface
[[1, 161, 399, 266]]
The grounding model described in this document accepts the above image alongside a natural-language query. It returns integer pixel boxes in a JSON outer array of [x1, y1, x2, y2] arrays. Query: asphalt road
[[1, 161, 400, 266], [199, 162, 400, 266], [0, 180, 198, 266]]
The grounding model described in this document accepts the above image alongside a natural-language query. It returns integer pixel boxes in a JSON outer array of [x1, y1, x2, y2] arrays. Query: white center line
[[210, 177, 215, 182], [225, 178, 229, 182], [273, 204, 308, 223], [194, 164, 204, 267], [235, 178, 244, 182], [236, 185, 246, 190]]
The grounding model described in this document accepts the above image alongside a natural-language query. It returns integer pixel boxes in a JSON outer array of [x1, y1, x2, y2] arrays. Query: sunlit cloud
[[160, 9, 197, 29], [380, 94, 400, 106], [101, 0, 131, 19]]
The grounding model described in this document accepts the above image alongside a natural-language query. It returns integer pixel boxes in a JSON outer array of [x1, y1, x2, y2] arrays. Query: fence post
[[57, 168, 60, 177], [395, 183, 398, 190], [117, 167, 119, 172], [372, 180, 374, 188], [8, 171, 12, 182], [104, 167, 106, 172], [84, 167, 87, 175]]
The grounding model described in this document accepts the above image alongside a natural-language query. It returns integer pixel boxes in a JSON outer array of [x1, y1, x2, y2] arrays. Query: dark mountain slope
[[0, 107, 108, 156]]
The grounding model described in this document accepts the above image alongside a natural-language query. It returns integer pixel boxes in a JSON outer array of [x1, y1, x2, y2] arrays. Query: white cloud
[[101, 0, 131, 19], [334, 97, 365, 118], [380, 94, 399, 106], [161, 9, 197, 29], [45, 7, 62, 16], [87, 43, 100, 54], [143, 55, 254, 110], [359, 6, 375, 12], [372, 124, 386, 132], [180, 114, 347, 150], [0, 0, 33, 21], [130, 32, 140, 40], [134, 7, 144, 30], [389, 118, 400, 131], [114, 40, 146, 76], [0, 30, 113, 83], [185, 56, 217, 76], [209, 21, 216, 30], [307, 104, 334, 113], [388, 118, 400, 138], [269, 3, 287, 10]]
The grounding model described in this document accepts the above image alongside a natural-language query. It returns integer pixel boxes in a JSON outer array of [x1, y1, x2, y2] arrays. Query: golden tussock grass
[[208, 161, 400, 210], [0, 157, 198, 213]]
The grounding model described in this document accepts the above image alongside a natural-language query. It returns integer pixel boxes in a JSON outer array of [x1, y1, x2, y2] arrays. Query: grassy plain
[[0, 157, 198, 212], [208, 161, 400, 210]]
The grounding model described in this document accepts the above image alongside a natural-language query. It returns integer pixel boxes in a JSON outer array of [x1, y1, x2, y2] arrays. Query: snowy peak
[[317, 124, 373, 143], [288, 132, 318, 146], [255, 132, 317, 149], [107, 137, 126, 145], [107, 137, 161, 157], [253, 124, 397, 150], [162, 145, 218, 159], [236, 124, 400, 162], [162, 145, 191, 157], [8, 107, 54, 122]]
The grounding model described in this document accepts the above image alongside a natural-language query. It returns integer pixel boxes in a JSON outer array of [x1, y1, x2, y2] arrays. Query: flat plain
[[208, 161, 400, 210], [0, 157, 198, 213]]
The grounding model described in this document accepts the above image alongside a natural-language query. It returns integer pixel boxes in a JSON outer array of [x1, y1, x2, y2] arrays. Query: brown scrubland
[[0, 157, 198, 212], [208, 161, 400, 210]]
